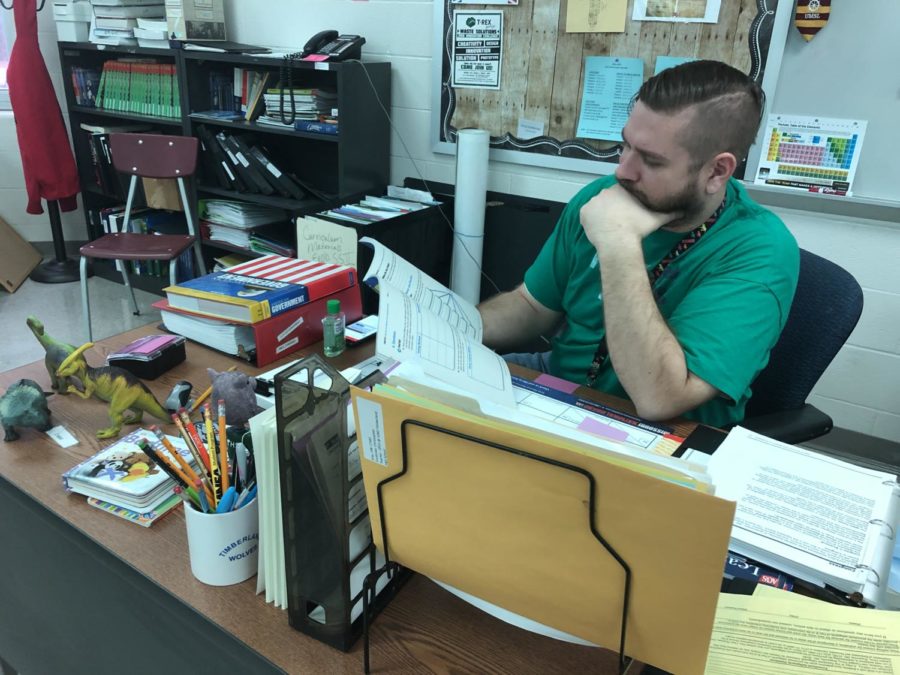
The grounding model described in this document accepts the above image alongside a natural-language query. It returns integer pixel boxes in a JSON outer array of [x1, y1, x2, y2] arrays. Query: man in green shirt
[[478, 60, 799, 428]]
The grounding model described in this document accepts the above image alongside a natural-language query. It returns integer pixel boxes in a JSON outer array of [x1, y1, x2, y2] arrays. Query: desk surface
[[0, 325, 693, 674]]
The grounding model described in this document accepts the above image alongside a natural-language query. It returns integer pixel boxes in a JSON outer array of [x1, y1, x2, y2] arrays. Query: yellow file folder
[[351, 387, 736, 675]]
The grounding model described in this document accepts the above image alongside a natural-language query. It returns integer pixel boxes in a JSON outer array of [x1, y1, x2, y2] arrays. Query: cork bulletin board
[[432, 0, 793, 176]]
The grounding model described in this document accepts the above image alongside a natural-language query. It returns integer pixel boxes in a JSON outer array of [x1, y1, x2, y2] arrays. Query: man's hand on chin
[[579, 183, 680, 251]]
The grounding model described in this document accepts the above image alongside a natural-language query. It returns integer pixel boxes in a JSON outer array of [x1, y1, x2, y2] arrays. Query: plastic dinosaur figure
[[26, 316, 78, 393], [56, 342, 170, 439]]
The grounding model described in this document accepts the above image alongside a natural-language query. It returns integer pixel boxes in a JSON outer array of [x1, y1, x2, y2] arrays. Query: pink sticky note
[[535, 373, 580, 394], [577, 417, 630, 442]]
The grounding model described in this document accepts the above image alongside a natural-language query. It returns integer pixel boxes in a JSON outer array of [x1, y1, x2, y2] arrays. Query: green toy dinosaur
[[26, 316, 78, 393], [56, 342, 170, 439]]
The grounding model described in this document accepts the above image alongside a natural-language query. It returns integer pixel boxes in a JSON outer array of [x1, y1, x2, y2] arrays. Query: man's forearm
[[478, 285, 561, 352], [598, 240, 712, 419]]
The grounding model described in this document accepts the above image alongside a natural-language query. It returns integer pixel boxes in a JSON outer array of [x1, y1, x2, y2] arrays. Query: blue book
[[294, 120, 339, 136], [164, 256, 356, 323]]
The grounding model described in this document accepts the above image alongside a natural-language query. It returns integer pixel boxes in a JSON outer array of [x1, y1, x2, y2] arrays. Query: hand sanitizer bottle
[[322, 299, 346, 357]]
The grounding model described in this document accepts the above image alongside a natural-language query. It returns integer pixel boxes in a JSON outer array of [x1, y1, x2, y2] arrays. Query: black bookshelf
[[58, 42, 392, 294]]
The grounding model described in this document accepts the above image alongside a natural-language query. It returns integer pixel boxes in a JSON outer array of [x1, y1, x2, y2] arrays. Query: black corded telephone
[[301, 30, 366, 61]]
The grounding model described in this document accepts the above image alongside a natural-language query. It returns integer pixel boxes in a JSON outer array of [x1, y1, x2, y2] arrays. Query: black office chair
[[739, 249, 864, 444]]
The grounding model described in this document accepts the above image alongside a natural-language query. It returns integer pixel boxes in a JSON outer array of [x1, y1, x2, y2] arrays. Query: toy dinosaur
[[0, 379, 52, 441], [56, 342, 170, 439], [26, 316, 78, 393]]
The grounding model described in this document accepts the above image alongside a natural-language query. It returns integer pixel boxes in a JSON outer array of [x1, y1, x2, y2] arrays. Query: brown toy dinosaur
[[56, 342, 170, 439]]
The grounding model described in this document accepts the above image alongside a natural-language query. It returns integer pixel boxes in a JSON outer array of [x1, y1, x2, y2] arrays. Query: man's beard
[[619, 177, 707, 230]]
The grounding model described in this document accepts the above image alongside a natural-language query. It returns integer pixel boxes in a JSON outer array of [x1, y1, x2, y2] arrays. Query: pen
[[217, 399, 229, 494], [203, 403, 221, 504], [236, 442, 248, 490], [149, 425, 214, 506], [233, 483, 256, 510]]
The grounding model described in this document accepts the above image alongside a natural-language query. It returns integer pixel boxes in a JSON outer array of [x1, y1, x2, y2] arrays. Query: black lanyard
[[583, 199, 727, 387]]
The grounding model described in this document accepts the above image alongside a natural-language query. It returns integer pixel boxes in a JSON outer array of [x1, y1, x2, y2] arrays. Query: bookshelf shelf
[[59, 41, 391, 296], [202, 239, 267, 259], [188, 114, 339, 141], [197, 185, 328, 212], [71, 106, 184, 127]]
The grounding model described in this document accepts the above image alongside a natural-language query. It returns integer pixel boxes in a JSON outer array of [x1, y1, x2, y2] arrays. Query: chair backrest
[[745, 249, 863, 417], [109, 133, 199, 179]]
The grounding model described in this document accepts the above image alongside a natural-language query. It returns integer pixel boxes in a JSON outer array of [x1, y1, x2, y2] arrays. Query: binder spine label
[[356, 398, 388, 466]]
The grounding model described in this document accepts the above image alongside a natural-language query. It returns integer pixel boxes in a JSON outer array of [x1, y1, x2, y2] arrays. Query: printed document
[[360, 237, 516, 407], [708, 426, 900, 606], [706, 585, 900, 674]]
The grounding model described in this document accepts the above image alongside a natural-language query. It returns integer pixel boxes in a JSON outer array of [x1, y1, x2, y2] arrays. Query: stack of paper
[[201, 199, 289, 229], [89, 0, 166, 46], [707, 426, 900, 607], [157, 303, 256, 355], [706, 585, 900, 673]]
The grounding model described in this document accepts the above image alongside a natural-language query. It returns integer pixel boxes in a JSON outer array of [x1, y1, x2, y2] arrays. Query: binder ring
[[854, 564, 881, 587], [869, 518, 896, 539]]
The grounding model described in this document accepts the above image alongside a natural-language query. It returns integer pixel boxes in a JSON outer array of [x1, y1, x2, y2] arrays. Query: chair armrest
[[740, 404, 833, 445]]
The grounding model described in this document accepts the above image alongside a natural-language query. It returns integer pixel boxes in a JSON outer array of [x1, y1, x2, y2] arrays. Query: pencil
[[178, 408, 211, 471], [217, 399, 229, 493], [188, 365, 237, 414], [150, 425, 214, 506], [203, 403, 221, 504], [170, 412, 216, 502]]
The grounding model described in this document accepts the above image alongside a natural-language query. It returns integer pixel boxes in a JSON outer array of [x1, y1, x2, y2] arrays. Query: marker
[[233, 482, 256, 510], [215, 486, 237, 513]]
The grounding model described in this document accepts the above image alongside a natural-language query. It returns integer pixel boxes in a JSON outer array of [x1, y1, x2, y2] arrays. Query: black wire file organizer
[[360, 419, 633, 675]]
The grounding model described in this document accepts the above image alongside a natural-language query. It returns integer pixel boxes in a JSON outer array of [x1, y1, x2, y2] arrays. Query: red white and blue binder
[[164, 256, 356, 323]]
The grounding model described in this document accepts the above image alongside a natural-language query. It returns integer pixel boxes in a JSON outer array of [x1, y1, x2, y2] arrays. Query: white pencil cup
[[183, 497, 259, 586]]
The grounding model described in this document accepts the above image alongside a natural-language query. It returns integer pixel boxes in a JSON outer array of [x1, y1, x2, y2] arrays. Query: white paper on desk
[[359, 236, 483, 341], [374, 283, 515, 408], [708, 426, 900, 597]]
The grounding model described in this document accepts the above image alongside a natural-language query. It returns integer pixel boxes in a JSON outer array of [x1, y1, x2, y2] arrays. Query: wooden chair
[[79, 133, 207, 342]]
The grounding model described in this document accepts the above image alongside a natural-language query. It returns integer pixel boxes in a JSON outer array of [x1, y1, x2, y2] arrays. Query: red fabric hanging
[[6, 0, 79, 214]]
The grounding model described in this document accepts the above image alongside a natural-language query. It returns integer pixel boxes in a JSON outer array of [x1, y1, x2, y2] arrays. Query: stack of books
[[89, 0, 166, 47], [95, 59, 180, 118], [256, 87, 339, 135], [62, 428, 196, 527], [154, 255, 362, 365], [70, 66, 102, 107]]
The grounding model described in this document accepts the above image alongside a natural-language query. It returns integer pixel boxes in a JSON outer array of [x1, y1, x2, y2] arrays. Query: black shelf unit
[[58, 42, 392, 294]]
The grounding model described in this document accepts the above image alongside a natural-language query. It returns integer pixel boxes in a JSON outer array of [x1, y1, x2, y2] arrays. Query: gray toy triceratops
[[0, 379, 52, 441]]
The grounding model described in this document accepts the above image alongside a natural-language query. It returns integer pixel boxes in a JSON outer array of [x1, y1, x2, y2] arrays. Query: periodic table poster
[[754, 115, 867, 197]]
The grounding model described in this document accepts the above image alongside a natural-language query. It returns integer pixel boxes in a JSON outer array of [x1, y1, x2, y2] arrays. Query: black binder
[[195, 125, 232, 190], [214, 131, 252, 193], [247, 144, 308, 201], [224, 133, 275, 195]]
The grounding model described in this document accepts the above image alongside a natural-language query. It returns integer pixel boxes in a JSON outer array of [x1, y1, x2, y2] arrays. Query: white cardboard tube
[[451, 128, 490, 306]]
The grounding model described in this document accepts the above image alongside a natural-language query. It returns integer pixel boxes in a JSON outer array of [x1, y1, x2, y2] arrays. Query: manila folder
[[352, 388, 735, 675]]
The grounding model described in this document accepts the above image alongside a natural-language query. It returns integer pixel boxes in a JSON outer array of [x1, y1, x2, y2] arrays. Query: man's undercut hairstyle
[[635, 60, 765, 167]]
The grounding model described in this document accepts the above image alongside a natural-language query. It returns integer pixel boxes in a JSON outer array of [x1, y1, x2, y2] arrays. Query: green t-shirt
[[524, 175, 799, 428]]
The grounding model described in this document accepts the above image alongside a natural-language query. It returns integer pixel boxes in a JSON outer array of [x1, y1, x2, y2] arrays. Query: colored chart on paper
[[754, 115, 866, 196]]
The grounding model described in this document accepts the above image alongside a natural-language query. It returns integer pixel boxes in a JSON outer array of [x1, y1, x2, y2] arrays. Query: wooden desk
[[0, 326, 671, 675]]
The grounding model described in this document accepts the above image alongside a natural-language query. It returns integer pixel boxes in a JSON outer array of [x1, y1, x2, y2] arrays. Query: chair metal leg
[[119, 262, 140, 316], [169, 259, 178, 287], [80, 255, 92, 343], [178, 176, 207, 277]]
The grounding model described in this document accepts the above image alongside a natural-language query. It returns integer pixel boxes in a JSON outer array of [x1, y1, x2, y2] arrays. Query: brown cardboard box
[[0, 216, 42, 293], [142, 178, 183, 211]]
